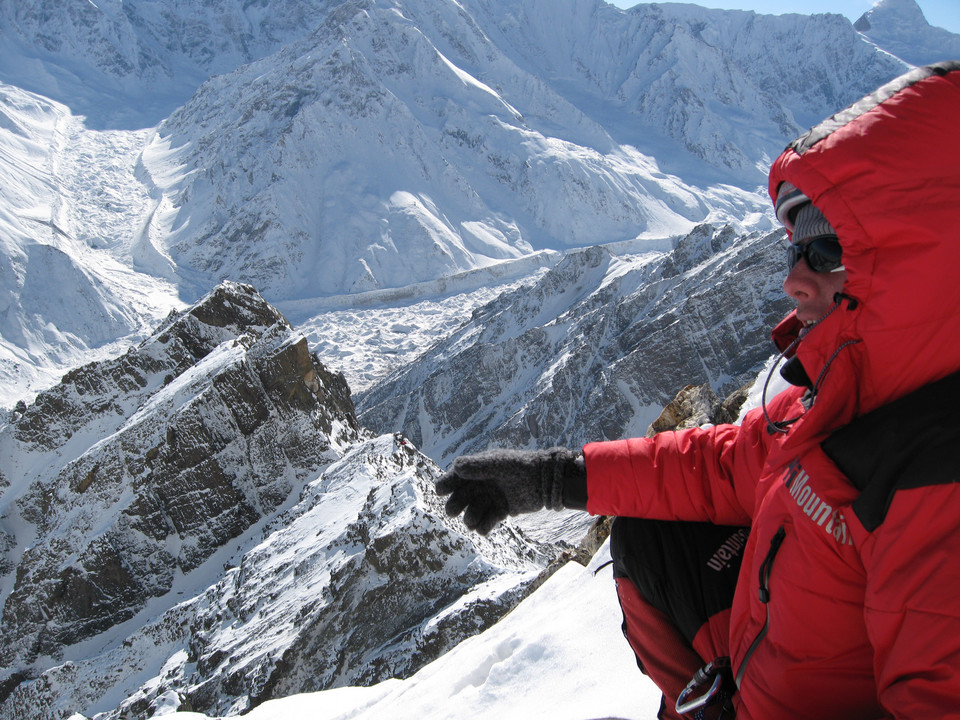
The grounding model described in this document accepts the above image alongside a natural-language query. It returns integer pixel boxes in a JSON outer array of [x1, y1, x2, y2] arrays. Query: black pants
[[610, 517, 747, 719]]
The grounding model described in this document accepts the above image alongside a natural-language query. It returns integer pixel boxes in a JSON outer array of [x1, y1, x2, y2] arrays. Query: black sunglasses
[[787, 235, 844, 273]]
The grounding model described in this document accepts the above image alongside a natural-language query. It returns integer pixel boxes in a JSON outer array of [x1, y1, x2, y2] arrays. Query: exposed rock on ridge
[[2, 283, 359, 665], [0, 281, 555, 720], [357, 223, 793, 463], [17, 436, 548, 720]]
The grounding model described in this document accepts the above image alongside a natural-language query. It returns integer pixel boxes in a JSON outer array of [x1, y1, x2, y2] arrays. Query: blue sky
[[608, 1, 960, 35]]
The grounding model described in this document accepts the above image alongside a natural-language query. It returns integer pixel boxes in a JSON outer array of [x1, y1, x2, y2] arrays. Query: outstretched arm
[[582, 397, 790, 525]]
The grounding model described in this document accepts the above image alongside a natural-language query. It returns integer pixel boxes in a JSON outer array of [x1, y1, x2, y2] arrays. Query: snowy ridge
[[220, 545, 662, 720], [62, 544, 664, 720], [9, 435, 551, 720], [0, 284, 556, 720], [356, 224, 793, 465]]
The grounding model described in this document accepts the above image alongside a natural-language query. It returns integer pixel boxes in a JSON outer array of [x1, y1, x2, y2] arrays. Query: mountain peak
[[855, 0, 927, 30], [0, 280, 555, 719], [855, 0, 960, 66]]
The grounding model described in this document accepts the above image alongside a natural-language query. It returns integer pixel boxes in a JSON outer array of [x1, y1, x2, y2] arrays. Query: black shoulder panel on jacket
[[790, 61, 960, 155], [821, 369, 960, 532]]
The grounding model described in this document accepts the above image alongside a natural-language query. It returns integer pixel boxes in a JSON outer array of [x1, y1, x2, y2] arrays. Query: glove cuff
[[561, 454, 588, 510], [543, 448, 587, 511]]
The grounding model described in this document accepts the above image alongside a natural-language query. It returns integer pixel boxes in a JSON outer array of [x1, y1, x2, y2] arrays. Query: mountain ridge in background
[[0, 0, 915, 407]]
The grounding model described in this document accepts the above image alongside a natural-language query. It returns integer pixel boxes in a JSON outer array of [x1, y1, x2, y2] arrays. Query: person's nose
[[783, 258, 818, 300]]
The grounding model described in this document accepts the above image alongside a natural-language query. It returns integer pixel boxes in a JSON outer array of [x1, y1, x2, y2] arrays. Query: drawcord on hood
[[762, 293, 861, 434]]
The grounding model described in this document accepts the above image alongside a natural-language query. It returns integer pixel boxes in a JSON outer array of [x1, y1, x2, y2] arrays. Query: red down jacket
[[583, 62, 960, 719]]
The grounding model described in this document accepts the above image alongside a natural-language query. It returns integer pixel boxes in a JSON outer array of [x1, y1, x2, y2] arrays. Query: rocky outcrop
[[0, 282, 557, 720], [646, 381, 751, 437], [25, 435, 548, 720], [0, 283, 358, 708]]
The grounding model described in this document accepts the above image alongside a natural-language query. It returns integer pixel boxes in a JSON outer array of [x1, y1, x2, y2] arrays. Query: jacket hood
[[767, 61, 960, 432]]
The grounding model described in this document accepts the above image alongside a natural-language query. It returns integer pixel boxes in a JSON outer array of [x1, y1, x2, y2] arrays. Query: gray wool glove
[[435, 447, 585, 535]]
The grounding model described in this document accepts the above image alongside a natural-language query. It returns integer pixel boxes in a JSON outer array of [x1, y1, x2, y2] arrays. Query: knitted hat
[[775, 181, 837, 242], [792, 202, 837, 243], [775, 182, 807, 231]]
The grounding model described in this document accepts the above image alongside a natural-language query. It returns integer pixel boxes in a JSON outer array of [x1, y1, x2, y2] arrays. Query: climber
[[435, 60, 960, 719]]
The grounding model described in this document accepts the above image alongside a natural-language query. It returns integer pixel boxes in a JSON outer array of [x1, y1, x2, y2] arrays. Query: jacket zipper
[[735, 525, 786, 689]]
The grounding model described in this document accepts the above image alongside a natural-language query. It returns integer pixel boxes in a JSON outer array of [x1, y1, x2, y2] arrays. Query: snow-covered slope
[[138, 0, 741, 303], [139, 0, 906, 302], [0, 81, 181, 408], [0, 0, 337, 129], [184, 545, 666, 720], [471, 0, 901, 174]]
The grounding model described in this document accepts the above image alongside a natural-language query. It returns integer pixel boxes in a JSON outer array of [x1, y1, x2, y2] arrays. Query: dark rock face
[[12, 283, 295, 450], [646, 382, 751, 437], [0, 282, 362, 707]]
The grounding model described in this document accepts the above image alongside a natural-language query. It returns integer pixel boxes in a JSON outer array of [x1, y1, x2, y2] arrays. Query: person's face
[[783, 249, 847, 326]]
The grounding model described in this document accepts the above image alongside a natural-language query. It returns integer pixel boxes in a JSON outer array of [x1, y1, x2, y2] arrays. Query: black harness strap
[[821, 369, 960, 532]]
